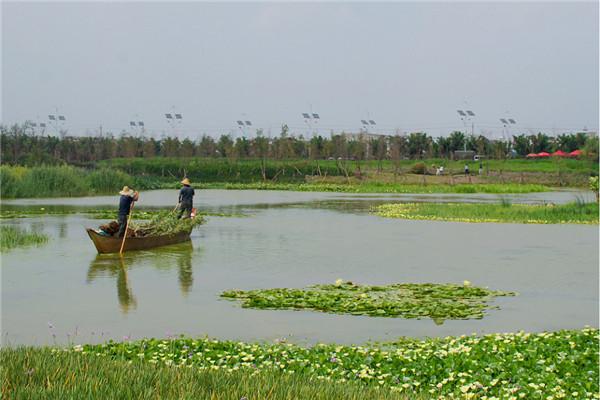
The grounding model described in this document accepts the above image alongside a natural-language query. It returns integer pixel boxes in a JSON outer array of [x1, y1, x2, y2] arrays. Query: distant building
[[341, 132, 389, 158]]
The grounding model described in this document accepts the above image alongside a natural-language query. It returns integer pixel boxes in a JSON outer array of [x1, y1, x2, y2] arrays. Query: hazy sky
[[2, 1, 598, 139]]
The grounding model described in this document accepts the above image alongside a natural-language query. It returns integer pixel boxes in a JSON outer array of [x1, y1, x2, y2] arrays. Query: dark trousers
[[178, 203, 192, 219], [117, 214, 128, 237]]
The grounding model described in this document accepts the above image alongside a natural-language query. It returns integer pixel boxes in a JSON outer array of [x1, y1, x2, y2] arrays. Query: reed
[[0, 347, 415, 400], [0, 226, 48, 251]]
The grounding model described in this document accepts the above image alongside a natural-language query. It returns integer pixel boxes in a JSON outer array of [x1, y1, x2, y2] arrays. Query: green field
[[374, 201, 599, 224], [2, 329, 597, 399]]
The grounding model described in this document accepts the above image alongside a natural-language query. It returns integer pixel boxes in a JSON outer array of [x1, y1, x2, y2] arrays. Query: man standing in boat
[[178, 178, 195, 219], [117, 186, 139, 238]]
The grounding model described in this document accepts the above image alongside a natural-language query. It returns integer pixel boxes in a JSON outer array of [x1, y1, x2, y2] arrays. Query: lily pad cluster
[[221, 281, 515, 321], [73, 328, 599, 399]]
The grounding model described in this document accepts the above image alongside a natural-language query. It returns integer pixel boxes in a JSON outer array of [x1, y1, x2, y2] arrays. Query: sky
[[2, 1, 599, 139]]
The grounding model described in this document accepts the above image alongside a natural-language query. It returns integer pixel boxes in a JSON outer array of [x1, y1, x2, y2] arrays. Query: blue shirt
[[118, 195, 135, 216]]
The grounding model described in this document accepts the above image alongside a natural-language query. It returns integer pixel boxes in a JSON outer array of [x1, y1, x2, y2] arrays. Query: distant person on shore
[[178, 178, 195, 219], [117, 186, 139, 238], [479, 162, 483, 175], [464, 164, 470, 176]]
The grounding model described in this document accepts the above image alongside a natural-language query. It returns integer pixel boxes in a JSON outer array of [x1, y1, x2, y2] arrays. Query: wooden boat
[[86, 228, 191, 254]]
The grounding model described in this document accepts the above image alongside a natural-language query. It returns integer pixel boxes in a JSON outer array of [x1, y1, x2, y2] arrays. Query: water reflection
[[86, 243, 195, 313]]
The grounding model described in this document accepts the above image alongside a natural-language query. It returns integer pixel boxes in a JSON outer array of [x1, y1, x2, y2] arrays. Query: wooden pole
[[119, 202, 135, 254]]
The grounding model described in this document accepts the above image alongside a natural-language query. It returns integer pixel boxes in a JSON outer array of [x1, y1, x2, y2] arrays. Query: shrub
[[410, 162, 427, 174]]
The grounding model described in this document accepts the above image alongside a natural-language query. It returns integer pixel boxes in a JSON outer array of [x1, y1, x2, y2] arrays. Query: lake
[[1, 189, 597, 346]]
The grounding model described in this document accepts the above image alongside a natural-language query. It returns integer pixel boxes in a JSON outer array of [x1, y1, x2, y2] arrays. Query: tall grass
[[0, 226, 48, 251], [1, 165, 553, 198], [0, 166, 137, 198], [0, 347, 415, 400], [375, 201, 599, 224]]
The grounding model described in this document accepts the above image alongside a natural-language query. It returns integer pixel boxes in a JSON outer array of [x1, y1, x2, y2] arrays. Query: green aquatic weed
[[221, 281, 515, 321]]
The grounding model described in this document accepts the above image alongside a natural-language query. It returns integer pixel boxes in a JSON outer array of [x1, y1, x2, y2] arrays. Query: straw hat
[[119, 186, 134, 196], [181, 178, 191, 185]]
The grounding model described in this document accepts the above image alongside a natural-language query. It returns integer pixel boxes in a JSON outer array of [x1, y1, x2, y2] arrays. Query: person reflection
[[87, 255, 137, 313], [87, 243, 196, 312], [177, 248, 193, 295]]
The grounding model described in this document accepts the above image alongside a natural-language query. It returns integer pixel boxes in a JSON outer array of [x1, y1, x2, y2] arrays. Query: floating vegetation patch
[[221, 281, 515, 321], [374, 202, 599, 224], [0, 225, 48, 251], [69, 328, 599, 399]]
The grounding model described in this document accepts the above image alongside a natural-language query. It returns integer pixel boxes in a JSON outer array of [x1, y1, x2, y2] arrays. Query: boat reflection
[[86, 242, 195, 313]]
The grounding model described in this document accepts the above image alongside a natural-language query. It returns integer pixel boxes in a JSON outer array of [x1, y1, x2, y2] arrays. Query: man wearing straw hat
[[117, 186, 139, 238], [178, 178, 195, 219]]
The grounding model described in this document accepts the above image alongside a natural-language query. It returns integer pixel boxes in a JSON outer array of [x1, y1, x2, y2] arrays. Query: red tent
[[569, 149, 583, 157], [537, 152, 551, 157], [552, 150, 568, 157], [526, 153, 538, 158]]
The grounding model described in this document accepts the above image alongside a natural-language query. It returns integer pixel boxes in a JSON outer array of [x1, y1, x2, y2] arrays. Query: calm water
[[1, 189, 598, 346]]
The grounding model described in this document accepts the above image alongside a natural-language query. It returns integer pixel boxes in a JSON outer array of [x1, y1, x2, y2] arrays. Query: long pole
[[119, 202, 135, 254]]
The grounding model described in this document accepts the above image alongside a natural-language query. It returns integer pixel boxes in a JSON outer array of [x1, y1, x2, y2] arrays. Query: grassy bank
[[375, 201, 599, 224], [222, 281, 515, 321], [1, 165, 558, 198], [101, 157, 598, 176], [0, 348, 413, 400], [194, 181, 550, 194], [0, 226, 48, 251], [3, 329, 596, 399]]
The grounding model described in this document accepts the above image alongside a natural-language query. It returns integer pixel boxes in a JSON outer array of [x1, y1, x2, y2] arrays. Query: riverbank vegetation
[[0, 348, 412, 400], [374, 202, 599, 224], [0, 165, 558, 199], [222, 281, 515, 321], [0, 225, 48, 251], [3, 328, 596, 399]]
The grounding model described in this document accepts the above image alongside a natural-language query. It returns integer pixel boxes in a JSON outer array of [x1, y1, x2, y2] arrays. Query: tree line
[[1, 123, 597, 166]]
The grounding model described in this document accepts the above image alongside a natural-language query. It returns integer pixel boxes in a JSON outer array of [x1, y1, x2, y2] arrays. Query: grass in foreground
[[0, 348, 414, 400], [3, 329, 596, 399], [222, 281, 514, 322], [374, 201, 599, 224], [0, 225, 48, 251]]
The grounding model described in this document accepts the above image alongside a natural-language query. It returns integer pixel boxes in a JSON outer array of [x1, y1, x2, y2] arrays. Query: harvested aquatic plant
[[128, 212, 204, 236], [222, 281, 515, 321]]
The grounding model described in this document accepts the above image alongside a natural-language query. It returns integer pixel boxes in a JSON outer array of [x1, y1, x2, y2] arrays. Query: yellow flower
[[335, 279, 344, 286], [463, 280, 472, 287]]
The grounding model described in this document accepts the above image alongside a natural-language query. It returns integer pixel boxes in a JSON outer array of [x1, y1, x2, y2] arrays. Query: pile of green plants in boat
[[0, 225, 48, 251], [50, 328, 598, 399], [126, 212, 205, 237], [221, 281, 515, 321], [97, 212, 205, 237], [374, 201, 600, 224]]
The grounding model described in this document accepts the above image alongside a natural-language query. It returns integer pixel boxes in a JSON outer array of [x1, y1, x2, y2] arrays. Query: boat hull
[[86, 228, 191, 254]]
